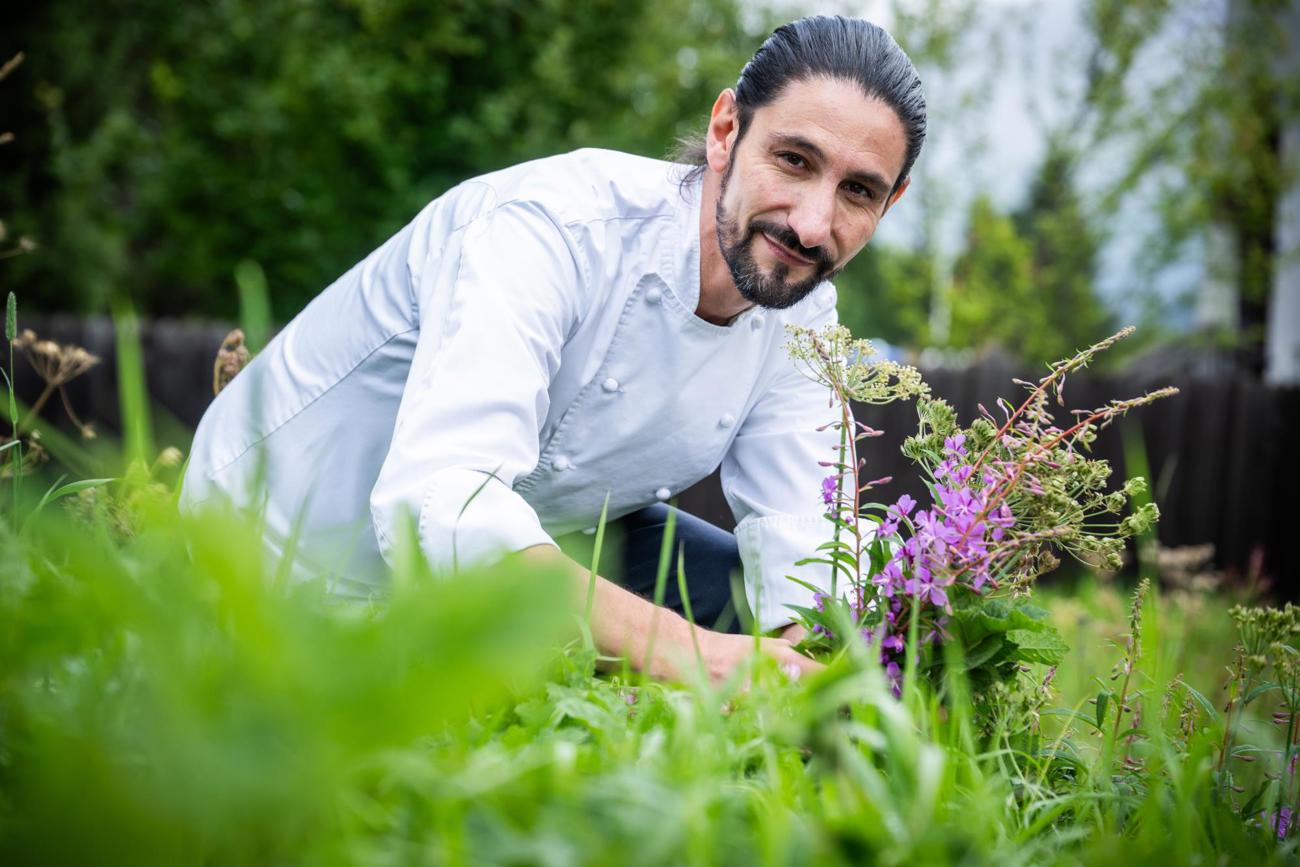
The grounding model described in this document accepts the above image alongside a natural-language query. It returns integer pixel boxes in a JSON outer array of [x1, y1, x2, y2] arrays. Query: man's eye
[[778, 152, 806, 169], [844, 181, 874, 201]]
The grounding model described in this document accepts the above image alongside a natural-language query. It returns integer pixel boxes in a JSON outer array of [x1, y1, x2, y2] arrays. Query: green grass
[[0, 476, 1293, 866]]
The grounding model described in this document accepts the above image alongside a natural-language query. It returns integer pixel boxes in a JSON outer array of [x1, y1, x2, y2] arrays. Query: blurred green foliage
[[949, 146, 1111, 363], [1075, 0, 1295, 361], [0, 0, 768, 320], [837, 143, 1111, 364], [835, 242, 935, 351], [1, 480, 1290, 864]]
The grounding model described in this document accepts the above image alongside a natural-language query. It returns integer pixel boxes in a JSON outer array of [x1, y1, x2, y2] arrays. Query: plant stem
[[842, 387, 863, 592], [18, 382, 56, 432], [829, 395, 849, 600]]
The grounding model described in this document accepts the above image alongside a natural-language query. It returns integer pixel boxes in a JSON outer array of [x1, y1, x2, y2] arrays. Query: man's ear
[[705, 88, 740, 174], [882, 175, 911, 215]]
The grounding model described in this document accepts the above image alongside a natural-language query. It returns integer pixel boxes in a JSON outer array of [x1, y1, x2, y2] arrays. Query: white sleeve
[[369, 200, 585, 573], [721, 301, 842, 631]]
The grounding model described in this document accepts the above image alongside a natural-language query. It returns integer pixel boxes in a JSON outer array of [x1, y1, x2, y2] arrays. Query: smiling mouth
[[760, 232, 814, 267]]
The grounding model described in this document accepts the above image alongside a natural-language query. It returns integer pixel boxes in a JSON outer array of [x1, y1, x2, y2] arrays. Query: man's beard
[[714, 165, 839, 311]]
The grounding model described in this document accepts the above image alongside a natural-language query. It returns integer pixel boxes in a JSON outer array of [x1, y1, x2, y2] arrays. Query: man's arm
[[518, 545, 820, 684]]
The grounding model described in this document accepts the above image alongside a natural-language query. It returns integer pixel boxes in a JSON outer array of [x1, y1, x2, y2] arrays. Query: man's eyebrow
[[768, 132, 893, 197]]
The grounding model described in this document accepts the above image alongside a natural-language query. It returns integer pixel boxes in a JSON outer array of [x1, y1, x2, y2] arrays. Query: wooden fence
[[15, 314, 1299, 590]]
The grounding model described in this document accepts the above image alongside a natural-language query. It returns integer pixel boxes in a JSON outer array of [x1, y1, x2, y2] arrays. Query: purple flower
[[881, 633, 904, 652], [885, 661, 903, 698], [821, 475, 838, 506], [926, 584, 949, 608], [944, 433, 967, 456], [1263, 806, 1294, 840]]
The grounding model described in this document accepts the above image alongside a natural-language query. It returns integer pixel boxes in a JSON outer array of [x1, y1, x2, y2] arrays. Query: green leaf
[[785, 603, 837, 637], [1096, 691, 1110, 730], [22, 477, 115, 535], [867, 538, 888, 576], [1176, 680, 1220, 723], [1041, 707, 1102, 732], [784, 574, 825, 596], [961, 634, 1006, 670], [814, 539, 854, 553], [1005, 628, 1069, 665], [1239, 780, 1272, 821], [952, 597, 1055, 650], [1244, 682, 1280, 705]]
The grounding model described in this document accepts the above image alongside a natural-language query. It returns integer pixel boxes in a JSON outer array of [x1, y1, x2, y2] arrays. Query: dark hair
[[674, 15, 926, 196]]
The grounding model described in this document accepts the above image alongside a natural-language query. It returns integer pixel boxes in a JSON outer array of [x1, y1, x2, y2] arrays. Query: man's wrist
[[777, 622, 806, 644]]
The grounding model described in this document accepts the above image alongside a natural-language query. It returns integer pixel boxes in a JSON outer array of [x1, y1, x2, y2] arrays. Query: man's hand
[[697, 629, 822, 685]]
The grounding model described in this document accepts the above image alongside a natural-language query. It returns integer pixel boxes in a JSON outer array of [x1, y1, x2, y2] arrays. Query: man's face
[[713, 76, 910, 310]]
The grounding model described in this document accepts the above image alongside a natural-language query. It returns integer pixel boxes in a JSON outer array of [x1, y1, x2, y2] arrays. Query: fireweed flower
[[821, 475, 838, 507], [1262, 806, 1293, 840], [787, 324, 1174, 707]]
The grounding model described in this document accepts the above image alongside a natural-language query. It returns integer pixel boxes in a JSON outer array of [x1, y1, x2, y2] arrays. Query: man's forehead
[[750, 77, 909, 186]]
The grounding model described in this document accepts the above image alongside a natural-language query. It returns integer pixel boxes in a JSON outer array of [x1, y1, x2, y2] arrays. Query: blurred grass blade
[[585, 491, 610, 622], [113, 304, 153, 468], [6, 292, 18, 520], [6, 290, 17, 427], [235, 259, 272, 354]]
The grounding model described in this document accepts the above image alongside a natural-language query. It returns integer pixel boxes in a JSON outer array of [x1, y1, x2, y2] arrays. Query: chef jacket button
[[655, 487, 671, 501], [645, 287, 663, 304], [750, 313, 767, 330], [602, 377, 620, 393], [719, 413, 735, 429], [552, 454, 572, 471]]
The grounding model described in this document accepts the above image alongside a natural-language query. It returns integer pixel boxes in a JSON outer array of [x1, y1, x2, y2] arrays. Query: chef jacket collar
[[664, 167, 770, 333]]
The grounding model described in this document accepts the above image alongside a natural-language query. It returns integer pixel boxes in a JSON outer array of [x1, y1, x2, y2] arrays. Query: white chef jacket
[[181, 148, 841, 630]]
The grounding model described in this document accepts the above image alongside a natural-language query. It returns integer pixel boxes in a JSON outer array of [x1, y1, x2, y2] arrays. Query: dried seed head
[[155, 446, 183, 469], [213, 328, 250, 395]]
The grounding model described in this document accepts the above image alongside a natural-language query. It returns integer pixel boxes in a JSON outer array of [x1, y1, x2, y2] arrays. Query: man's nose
[[787, 185, 836, 251]]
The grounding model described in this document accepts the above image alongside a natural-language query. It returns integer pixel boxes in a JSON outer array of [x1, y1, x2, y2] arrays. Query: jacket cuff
[[734, 513, 833, 632], [375, 467, 556, 573]]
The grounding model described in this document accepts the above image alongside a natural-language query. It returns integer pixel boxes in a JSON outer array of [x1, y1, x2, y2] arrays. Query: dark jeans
[[554, 503, 749, 634]]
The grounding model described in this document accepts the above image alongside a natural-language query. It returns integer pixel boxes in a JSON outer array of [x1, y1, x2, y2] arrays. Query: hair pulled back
[[677, 15, 926, 195]]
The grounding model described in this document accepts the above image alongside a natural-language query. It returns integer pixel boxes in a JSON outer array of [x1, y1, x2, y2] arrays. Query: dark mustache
[[749, 220, 832, 268]]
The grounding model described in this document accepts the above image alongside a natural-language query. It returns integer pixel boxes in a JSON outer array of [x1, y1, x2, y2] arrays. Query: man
[[181, 16, 925, 684]]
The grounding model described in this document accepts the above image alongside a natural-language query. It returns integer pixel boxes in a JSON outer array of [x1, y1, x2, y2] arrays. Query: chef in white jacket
[[182, 15, 924, 683]]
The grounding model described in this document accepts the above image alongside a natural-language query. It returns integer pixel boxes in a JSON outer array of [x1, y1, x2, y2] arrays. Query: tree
[[945, 144, 1110, 366], [834, 243, 934, 349], [1071, 0, 1299, 375], [0, 0, 766, 320], [1013, 142, 1112, 360]]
